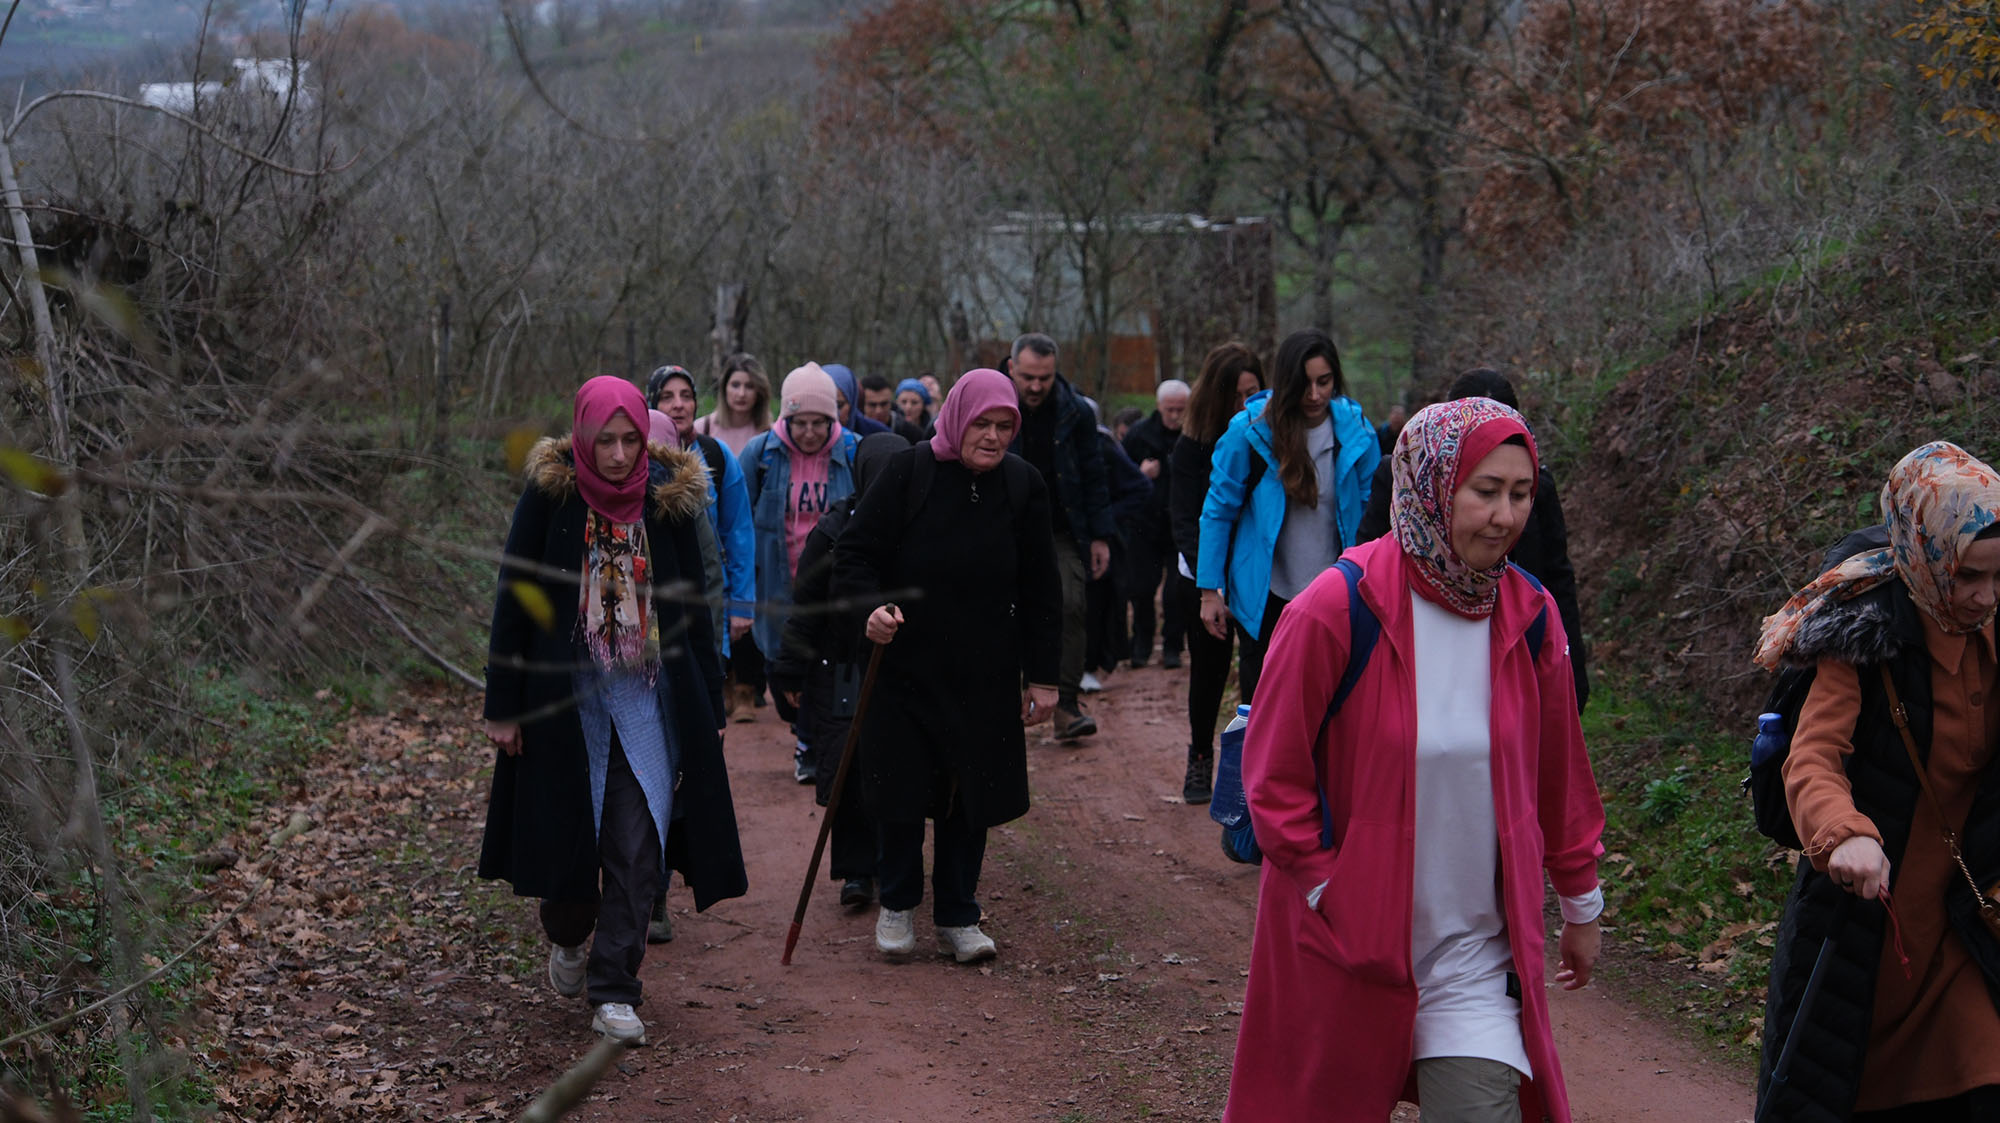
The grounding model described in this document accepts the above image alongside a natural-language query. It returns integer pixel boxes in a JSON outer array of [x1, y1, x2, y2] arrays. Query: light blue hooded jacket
[[1194, 389, 1379, 639], [738, 425, 860, 658]]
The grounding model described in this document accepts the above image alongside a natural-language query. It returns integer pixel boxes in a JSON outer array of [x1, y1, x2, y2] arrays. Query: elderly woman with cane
[[480, 376, 747, 1045], [1225, 398, 1603, 1122], [1754, 441, 2000, 1122], [832, 368, 1063, 964]]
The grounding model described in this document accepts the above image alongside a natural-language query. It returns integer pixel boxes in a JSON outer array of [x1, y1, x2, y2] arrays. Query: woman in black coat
[[1168, 342, 1265, 804], [832, 369, 1062, 965], [480, 377, 748, 1046]]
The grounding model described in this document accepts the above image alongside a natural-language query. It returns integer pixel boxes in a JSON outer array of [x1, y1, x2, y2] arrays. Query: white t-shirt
[[1268, 416, 1340, 602], [1408, 591, 1532, 1078]]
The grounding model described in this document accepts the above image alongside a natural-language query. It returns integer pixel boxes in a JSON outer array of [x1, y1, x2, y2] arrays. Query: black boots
[[1183, 746, 1214, 804]]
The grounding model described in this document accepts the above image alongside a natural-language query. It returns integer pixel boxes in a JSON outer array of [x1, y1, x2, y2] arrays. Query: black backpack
[[1744, 523, 1892, 851]]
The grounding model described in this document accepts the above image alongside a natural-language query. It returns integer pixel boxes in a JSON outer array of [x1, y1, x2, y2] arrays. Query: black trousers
[[1235, 590, 1289, 708], [539, 736, 660, 1007], [1128, 548, 1185, 660], [1181, 574, 1237, 755], [877, 798, 987, 928], [1083, 554, 1128, 674], [733, 631, 766, 695]]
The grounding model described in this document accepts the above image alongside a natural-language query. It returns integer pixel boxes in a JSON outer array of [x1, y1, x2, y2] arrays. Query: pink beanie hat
[[779, 363, 840, 422]]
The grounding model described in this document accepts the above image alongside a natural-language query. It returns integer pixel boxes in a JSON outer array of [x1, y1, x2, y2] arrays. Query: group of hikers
[[475, 328, 2000, 1121]]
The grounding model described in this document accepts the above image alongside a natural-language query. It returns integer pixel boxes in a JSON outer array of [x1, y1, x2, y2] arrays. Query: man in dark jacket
[[1357, 368, 1591, 710], [1121, 378, 1189, 669], [1007, 333, 1115, 738], [862, 373, 929, 444]]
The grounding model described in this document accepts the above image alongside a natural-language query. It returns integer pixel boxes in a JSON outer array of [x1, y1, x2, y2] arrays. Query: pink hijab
[[930, 368, 1019, 465], [573, 375, 650, 524], [648, 408, 680, 448]]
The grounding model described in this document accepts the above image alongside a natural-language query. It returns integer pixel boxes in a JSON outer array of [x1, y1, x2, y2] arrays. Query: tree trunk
[[430, 295, 453, 457], [0, 132, 67, 464]]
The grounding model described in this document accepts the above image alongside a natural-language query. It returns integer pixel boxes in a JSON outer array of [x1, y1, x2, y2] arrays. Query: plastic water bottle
[[1211, 704, 1253, 830], [1751, 712, 1787, 768]]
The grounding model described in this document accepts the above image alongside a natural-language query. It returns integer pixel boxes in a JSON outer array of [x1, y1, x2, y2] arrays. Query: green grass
[[3, 670, 362, 1120], [1583, 672, 1792, 1061]]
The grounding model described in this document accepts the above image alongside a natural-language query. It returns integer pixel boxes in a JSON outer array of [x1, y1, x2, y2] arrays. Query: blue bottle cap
[[1237, 704, 1252, 716]]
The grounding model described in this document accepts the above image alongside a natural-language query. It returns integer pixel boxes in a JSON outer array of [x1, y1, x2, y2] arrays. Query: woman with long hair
[[479, 376, 747, 1045], [1754, 442, 2000, 1122], [1226, 398, 1602, 1121], [1169, 343, 1265, 802], [693, 352, 773, 457], [1195, 329, 1379, 735]]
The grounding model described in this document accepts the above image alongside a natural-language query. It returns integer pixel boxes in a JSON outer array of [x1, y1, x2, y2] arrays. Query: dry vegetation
[[2, 0, 1999, 1113]]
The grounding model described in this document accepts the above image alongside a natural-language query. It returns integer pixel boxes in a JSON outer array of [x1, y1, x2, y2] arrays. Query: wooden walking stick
[[781, 639, 888, 966]]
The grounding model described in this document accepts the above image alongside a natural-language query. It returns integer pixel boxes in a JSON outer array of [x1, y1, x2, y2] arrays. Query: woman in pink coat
[[1226, 398, 1606, 1122]]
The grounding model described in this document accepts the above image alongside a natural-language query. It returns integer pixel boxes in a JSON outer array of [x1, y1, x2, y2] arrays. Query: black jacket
[[832, 447, 1061, 827], [1009, 374, 1115, 552], [1757, 526, 2000, 1121], [1358, 457, 1591, 711], [1169, 434, 1216, 572], [480, 438, 747, 910], [1123, 411, 1179, 557]]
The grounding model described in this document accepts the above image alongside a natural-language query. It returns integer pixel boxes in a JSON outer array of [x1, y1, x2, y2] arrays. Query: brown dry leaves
[[195, 687, 560, 1122]]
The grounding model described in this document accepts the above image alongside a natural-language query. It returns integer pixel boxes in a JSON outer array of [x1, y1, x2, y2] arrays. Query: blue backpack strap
[[1305, 557, 1380, 849], [1508, 562, 1550, 661]]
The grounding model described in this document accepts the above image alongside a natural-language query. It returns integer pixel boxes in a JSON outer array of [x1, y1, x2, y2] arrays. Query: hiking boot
[[793, 743, 817, 784], [875, 906, 916, 959], [1130, 642, 1150, 668], [648, 895, 674, 944], [1054, 701, 1098, 740], [548, 943, 586, 998], [591, 1001, 646, 1045], [839, 877, 875, 909], [1080, 671, 1105, 694], [1183, 749, 1215, 805], [731, 683, 756, 723], [936, 924, 998, 963], [1161, 649, 1182, 670]]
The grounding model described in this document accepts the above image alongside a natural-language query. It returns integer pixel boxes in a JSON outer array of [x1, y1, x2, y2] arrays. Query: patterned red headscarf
[[1389, 398, 1538, 619]]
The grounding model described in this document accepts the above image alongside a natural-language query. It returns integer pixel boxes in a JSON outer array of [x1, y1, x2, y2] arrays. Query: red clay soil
[[199, 668, 1755, 1122]]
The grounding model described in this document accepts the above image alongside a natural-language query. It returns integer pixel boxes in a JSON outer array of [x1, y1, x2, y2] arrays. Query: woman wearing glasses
[[738, 364, 861, 781]]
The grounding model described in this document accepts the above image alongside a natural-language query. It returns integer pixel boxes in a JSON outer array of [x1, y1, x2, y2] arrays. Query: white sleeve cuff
[[1306, 880, 1328, 912], [1560, 886, 1605, 925]]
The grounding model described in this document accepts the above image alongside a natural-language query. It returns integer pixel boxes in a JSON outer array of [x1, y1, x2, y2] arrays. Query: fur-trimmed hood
[[1778, 524, 1921, 668], [523, 435, 710, 522]]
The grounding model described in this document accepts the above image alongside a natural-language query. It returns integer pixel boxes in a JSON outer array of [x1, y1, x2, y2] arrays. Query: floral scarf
[[580, 509, 659, 680], [1389, 397, 1538, 619], [1754, 441, 2000, 670]]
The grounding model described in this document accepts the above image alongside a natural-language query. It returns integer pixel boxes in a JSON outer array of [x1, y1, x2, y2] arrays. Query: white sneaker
[[548, 943, 586, 998], [936, 924, 998, 963], [591, 1001, 646, 1045], [1079, 671, 1105, 693], [875, 906, 916, 959]]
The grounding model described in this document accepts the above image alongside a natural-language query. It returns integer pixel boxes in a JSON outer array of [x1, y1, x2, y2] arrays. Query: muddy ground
[[201, 664, 1756, 1121]]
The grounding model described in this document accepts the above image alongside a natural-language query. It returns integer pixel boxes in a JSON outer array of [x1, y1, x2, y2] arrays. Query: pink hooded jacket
[[1224, 534, 1603, 1122]]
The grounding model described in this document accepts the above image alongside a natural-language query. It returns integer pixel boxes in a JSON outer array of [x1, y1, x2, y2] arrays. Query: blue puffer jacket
[[738, 427, 860, 657], [696, 438, 756, 658], [1194, 390, 1378, 639]]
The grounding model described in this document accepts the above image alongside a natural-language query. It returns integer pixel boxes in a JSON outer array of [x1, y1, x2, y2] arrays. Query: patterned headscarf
[[1754, 441, 2000, 670], [1389, 398, 1538, 619]]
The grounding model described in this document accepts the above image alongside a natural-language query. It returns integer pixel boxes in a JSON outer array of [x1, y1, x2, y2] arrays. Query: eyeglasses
[[789, 416, 831, 433]]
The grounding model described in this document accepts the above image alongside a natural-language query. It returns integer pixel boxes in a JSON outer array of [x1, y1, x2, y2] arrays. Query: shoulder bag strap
[[1878, 665, 2000, 920]]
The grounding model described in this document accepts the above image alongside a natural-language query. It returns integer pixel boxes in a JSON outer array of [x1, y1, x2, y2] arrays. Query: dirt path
[[203, 669, 1755, 1121]]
